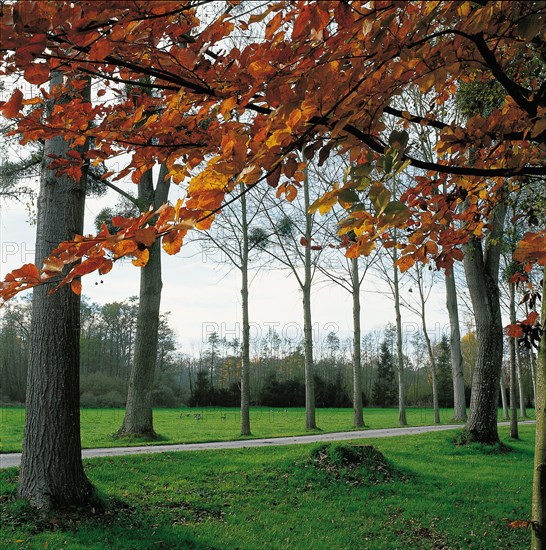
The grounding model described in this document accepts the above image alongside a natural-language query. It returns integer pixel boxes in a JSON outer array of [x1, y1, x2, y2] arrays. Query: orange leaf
[[132, 247, 149, 267], [135, 227, 157, 248], [1, 89, 23, 118], [71, 279, 82, 295], [162, 229, 185, 255], [396, 255, 415, 273], [505, 324, 524, 338]]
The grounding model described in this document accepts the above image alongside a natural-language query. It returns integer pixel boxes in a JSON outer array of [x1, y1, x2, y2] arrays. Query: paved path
[[0, 420, 536, 469]]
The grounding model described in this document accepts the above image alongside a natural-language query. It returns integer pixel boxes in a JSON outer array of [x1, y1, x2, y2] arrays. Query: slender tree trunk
[[445, 271, 467, 421], [500, 382, 510, 421], [463, 202, 506, 443], [118, 165, 170, 437], [417, 267, 440, 423], [240, 185, 251, 436], [392, 244, 407, 426], [19, 73, 95, 509], [516, 347, 527, 418], [351, 258, 364, 427], [303, 165, 316, 430], [531, 266, 546, 549], [509, 282, 519, 438]]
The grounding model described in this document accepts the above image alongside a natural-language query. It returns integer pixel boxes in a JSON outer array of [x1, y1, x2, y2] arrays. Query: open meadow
[[0, 425, 535, 549], [1, 406, 535, 453]]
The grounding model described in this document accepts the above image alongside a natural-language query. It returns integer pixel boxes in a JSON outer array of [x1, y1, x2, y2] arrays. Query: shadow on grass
[[1, 489, 221, 550]]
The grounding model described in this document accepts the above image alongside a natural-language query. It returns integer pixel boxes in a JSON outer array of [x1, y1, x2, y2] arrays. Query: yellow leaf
[[132, 248, 149, 267]]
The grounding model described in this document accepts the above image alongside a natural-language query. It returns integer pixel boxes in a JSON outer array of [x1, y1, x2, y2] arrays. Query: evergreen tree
[[372, 341, 397, 407], [436, 335, 454, 408]]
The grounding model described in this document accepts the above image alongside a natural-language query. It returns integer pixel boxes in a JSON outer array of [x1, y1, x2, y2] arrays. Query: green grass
[[1, 406, 534, 453], [0, 425, 535, 549]]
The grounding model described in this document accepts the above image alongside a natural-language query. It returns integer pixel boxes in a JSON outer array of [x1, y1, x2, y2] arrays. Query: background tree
[[372, 340, 397, 408]]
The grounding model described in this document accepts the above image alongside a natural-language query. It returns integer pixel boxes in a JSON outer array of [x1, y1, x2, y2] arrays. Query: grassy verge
[[0, 425, 534, 549], [0, 406, 535, 453]]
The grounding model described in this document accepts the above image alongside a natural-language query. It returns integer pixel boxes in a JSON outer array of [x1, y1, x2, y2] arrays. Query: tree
[[372, 340, 396, 408], [435, 334, 454, 409], [117, 164, 171, 438], [2, 0, 545, 523], [18, 73, 95, 509]]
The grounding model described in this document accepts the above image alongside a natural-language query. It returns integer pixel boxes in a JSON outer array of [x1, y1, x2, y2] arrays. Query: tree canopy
[[0, 0, 544, 297]]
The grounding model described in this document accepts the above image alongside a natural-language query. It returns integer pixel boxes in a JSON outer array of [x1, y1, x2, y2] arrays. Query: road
[[0, 420, 536, 469]]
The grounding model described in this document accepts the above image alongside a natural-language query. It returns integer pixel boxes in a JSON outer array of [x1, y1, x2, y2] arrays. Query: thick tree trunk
[[509, 282, 519, 438], [445, 271, 467, 421], [463, 202, 506, 443], [530, 351, 538, 408], [531, 267, 546, 549], [351, 258, 364, 427], [392, 246, 407, 426], [303, 165, 316, 430], [118, 166, 170, 437], [18, 73, 95, 509], [240, 185, 251, 436]]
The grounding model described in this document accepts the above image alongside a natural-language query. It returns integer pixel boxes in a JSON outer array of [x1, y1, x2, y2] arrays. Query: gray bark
[[463, 201, 506, 443], [240, 185, 251, 436], [351, 258, 364, 427], [445, 271, 467, 421], [416, 269, 440, 424], [18, 73, 95, 509], [303, 166, 316, 430], [118, 165, 170, 437], [509, 282, 519, 438], [530, 351, 538, 408], [500, 382, 510, 421], [515, 347, 527, 418], [531, 267, 546, 549], [392, 243, 407, 426]]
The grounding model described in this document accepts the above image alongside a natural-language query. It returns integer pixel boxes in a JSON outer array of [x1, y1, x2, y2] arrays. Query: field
[[0, 425, 535, 549], [1, 406, 535, 453]]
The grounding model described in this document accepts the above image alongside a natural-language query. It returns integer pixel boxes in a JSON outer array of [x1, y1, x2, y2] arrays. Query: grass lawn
[[0, 406, 535, 453], [0, 425, 535, 549]]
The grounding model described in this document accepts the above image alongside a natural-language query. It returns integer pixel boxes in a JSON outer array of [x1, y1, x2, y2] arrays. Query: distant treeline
[[0, 296, 535, 409]]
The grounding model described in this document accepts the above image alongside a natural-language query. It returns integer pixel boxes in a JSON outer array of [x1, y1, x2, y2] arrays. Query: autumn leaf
[[1, 89, 23, 118], [71, 279, 82, 295], [505, 324, 524, 338], [132, 247, 149, 267], [135, 227, 157, 248], [396, 255, 415, 273], [24, 62, 49, 85]]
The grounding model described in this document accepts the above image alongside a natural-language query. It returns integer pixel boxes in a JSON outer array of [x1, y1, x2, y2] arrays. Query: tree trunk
[[118, 165, 170, 437], [531, 267, 546, 549], [240, 184, 251, 436], [417, 266, 440, 423], [445, 271, 467, 421], [516, 347, 527, 418], [500, 382, 510, 421], [463, 202, 506, 443], [18, 73, 95, 509], [392, 244, 407, 426], [530, 350, 538, 408], [509, 281, 519, 438], [351, 258, 364, 427], [303, 164, 316, 430]]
